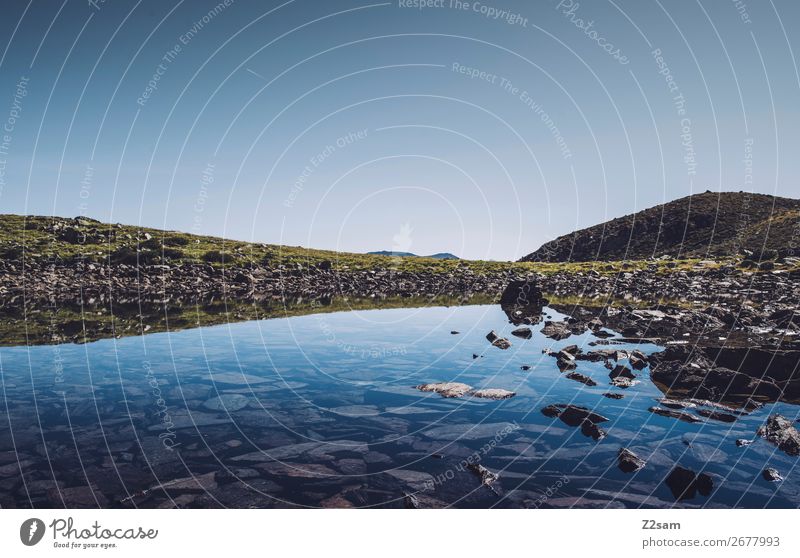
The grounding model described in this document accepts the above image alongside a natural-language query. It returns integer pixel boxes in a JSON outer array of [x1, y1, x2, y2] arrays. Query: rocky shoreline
[[1, 256, 797, 309]]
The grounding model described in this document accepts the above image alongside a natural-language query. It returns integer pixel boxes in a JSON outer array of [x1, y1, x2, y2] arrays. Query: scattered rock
[[617, 448, 646, 473], [403, 491, 420, 508], [648, 406, 703, 423], [486, 330, 512, 350], [610, 377, 638, 389], [566, 372, 597, 386], [416, 382, 472, 398], [202, 394, 250, 412], [609, 364, 635, 380], [556, 352, 577, 371], [541, 321, 572, 340], [735, 439, 753, 447], [696, 409, 737, 423], [471, 388, 516, 400], [467, 463, 499, 487], [580, 420, 607, 440], [511, 327, 532, 339], [542, 404, 608, 440], [762, 468, 783, 482], [757, 414, 800, 456], [541, 404, 609, 426]]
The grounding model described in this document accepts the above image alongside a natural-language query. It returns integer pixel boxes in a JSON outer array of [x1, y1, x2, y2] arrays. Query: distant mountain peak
[[368, 250, 459, 260]]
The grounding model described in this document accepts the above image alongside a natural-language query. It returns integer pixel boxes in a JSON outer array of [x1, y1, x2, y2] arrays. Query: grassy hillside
[[0, 214, 491, 273], [521, 191, 800, 262], [0, 213, 794, 278]]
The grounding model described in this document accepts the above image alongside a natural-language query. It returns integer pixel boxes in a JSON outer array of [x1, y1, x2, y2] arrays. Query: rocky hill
[[521, 191, 800, 262]]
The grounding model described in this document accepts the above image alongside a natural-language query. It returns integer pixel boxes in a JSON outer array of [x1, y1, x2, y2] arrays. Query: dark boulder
[[617, 448, 646, 473], [696, 409, 737, 423], [566, 372, 597, 386], [486, 330, 511, 350], [542, 404, 609, 427], [648, 406, 702, 423], [511, 327, 532, 339], [762, 468, 783, 482], [757, 415, 800, 456], [609, 364, 635, 380], [541, 321, 572, 341]]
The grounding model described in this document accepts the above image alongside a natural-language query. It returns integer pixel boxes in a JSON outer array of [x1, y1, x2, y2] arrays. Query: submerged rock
[[541, 321, 572, 340], [486, 330, 512, 349], [664, 466, 714, 500], [416, 382, 472, 398], [757, 414, 800, 456], [603, 392, 625, 400], [202, 394, 250, 412], [617, 448, 646, 473]]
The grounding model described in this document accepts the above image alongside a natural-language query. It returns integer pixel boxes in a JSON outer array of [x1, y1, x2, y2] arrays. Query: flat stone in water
[[566, 372, 597, 386], [471, 388, 516, 400], [329, 405, 381, 417], [204, 372, 271, 385], [422, 422, 518, 441], [416, 382, 472, 398], [202, 394, 250, 412], [386, 469, 435, 491]]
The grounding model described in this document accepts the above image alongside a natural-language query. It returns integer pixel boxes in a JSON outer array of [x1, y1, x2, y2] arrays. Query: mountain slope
[[520, 191, 800, 262]]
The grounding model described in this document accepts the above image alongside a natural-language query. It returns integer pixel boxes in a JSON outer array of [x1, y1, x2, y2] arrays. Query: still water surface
[[0, 303, 797, 508]]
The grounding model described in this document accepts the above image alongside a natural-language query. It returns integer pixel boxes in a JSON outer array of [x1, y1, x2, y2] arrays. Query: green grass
[[1, 214, 793, 276]]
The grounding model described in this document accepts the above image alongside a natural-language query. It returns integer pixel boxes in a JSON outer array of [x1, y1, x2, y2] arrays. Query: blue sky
[[1, 0, 798, 260]]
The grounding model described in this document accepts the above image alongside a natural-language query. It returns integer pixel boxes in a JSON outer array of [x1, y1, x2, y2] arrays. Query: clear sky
[[1, 0, 798, 260]]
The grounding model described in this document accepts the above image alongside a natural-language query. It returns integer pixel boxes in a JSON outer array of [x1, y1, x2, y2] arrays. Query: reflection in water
[[0, 294, 496, 347], [0, 302, 797, 509]]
